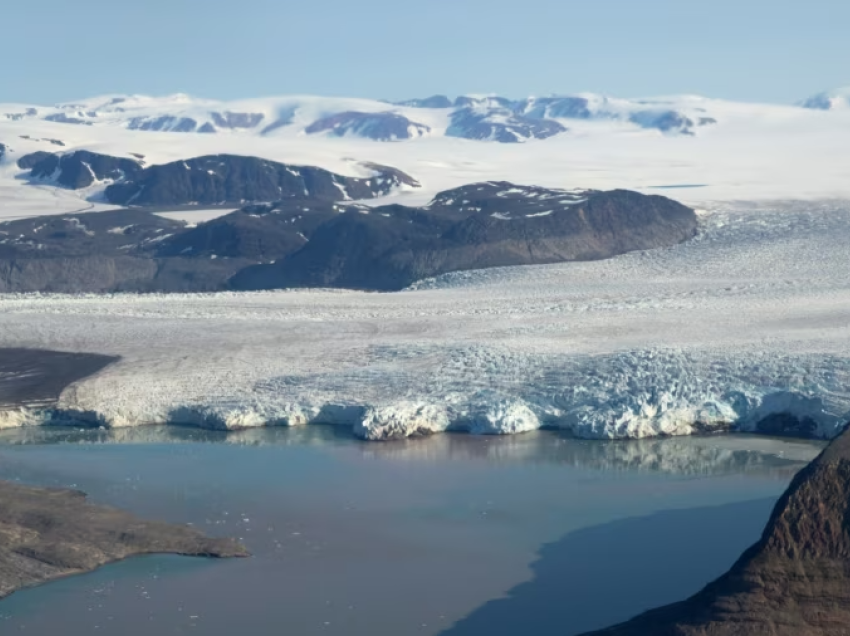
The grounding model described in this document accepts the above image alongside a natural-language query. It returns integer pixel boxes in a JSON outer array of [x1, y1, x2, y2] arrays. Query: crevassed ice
[[5, 347, 848, 441], [3, 202, 850, 442]]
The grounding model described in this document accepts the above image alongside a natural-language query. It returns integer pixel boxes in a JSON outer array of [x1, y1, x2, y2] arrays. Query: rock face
[[0, 183, 695, 293], [16, 150, 418, 205], [210, 111, 264, 129], [394, 95, 453, 109], [234, 183, 698, 291], [305, 111, 431, 140], [0, 209, 249, 293], [154, 202, 338, 260], [582, 424, 850, 636], [102, 154, 418, 206], [0, 480, 248, 600], [28, 150, 143, 189], [447, 102, 567, 142], [802, 87, 850, 111], [128, 115, 199, 132], [16, 151, 56, 170], [629, 110, 715, 136], [43, 113, 93, 126]]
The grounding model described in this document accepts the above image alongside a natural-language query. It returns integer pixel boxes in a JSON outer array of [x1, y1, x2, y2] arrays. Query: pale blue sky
[[4, 0, 847, 104]]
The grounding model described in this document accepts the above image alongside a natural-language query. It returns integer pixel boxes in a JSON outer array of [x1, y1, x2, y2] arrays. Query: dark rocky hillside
[[0, 183, 697, 293], [154, 201, 342, 260], [15, 150, 419, 206], [0, 209, 249, 292], [27, 150, 143, 189], [582, 424, 850, 636], [102, 155, 418, 206], [128, 115, 199, 132], [16, 150, 55, 169], [305, 111, 431, 140], [447, 108, 567, 142], [233, 183, 697, 290]]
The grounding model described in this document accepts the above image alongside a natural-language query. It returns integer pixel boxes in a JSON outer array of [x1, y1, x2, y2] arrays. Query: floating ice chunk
[[355, 402, 451, 440]]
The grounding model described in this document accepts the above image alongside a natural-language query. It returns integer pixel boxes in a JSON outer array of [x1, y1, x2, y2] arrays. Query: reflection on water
[[0, 427, 824, 636], [0, 424, 824, 476]]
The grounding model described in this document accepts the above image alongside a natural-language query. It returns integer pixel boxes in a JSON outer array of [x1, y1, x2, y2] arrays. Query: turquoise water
[[0, 426, 824, 635]]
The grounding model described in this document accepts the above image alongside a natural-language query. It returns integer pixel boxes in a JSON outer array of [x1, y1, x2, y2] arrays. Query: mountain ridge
[[0, 181, 697, 293], [1, 90, 818, 143], [582, 423, 850, 636]]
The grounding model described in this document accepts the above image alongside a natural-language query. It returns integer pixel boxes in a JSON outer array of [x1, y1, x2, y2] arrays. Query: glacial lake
[[0, 426, 824, 635]]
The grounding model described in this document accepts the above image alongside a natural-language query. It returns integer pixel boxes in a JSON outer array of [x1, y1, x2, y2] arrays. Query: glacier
[[2, 200, 850, 442]]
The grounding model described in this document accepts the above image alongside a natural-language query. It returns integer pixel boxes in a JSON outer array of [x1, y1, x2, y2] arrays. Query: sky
[[3, 0, 848, 105]]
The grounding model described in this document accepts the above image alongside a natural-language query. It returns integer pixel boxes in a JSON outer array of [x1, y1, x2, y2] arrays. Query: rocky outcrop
[[0, 480, 248, 600], [43, 113, 93, 126], [154, 202, 338, 260], [17, 150, 59, 170], [234, 183, 698, 291], [520, 96, 593, 119], [0, 183, 694, 293], [16, 149, 418, 204], [210, 111, 264, 129], [27, 150, 143, 189], [447, 106, 567, 142], [582, 424, 850, 636], [0, 209, 251, 293], [629, 110, 716, 136], [394, 95, 453, 108], [802, 87, 850, 111], [127, 115, 198, 132], [305, 111, 431, 140], [103, 154, 419, 206]]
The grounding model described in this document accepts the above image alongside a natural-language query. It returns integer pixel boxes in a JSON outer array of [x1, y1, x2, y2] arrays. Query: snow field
[[1, 201, 850, 440]]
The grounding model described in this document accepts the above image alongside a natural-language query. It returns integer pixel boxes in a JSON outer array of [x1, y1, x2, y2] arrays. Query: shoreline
[[0, 346, 846, 443], [0, 402, 839, 444], [0, 479, 248, 602]]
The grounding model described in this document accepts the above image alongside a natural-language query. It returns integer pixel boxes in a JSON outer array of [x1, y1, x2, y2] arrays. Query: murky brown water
[[0, 426, 824, 635]]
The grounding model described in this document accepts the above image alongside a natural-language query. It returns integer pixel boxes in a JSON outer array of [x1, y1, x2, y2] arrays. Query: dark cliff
[[582, 424, 850, 636]]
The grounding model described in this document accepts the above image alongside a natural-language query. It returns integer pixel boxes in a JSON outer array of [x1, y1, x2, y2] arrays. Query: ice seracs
[[470, 401, 540, 435], [355, 403, 451, 440]]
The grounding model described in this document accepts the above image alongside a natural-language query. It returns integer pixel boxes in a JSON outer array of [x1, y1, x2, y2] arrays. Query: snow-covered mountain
[[0, 91, 746, 143], [2, 88, 850, 221], [802, 86, 850, 110]]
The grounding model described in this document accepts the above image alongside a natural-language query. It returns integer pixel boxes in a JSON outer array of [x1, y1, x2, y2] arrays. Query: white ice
[[1, 200, 850, 441], [2, 91, 850, 219]]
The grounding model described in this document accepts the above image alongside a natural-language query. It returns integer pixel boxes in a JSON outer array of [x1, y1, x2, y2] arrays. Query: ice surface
[[3, 91, 850, 218], [1, 201, 850, 440]]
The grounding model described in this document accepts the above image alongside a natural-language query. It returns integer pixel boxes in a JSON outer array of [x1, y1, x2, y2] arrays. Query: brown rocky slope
[[0, 480, 248, 599], [582, 425, 850, 636]]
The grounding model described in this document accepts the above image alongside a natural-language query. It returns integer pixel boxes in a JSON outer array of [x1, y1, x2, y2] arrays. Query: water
[[0, 426, 824, 635]]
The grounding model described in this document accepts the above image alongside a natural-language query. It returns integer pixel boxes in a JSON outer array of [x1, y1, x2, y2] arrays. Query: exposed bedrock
[[0, 184, 694, 293], [581, 423, 850, 635], [231, 186, 698, 291], [0, 480, 248, 600]]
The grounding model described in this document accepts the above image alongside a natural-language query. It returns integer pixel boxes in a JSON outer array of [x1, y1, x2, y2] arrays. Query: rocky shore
[[0, 480, 248, 600], [582, 423, 850, 635]]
